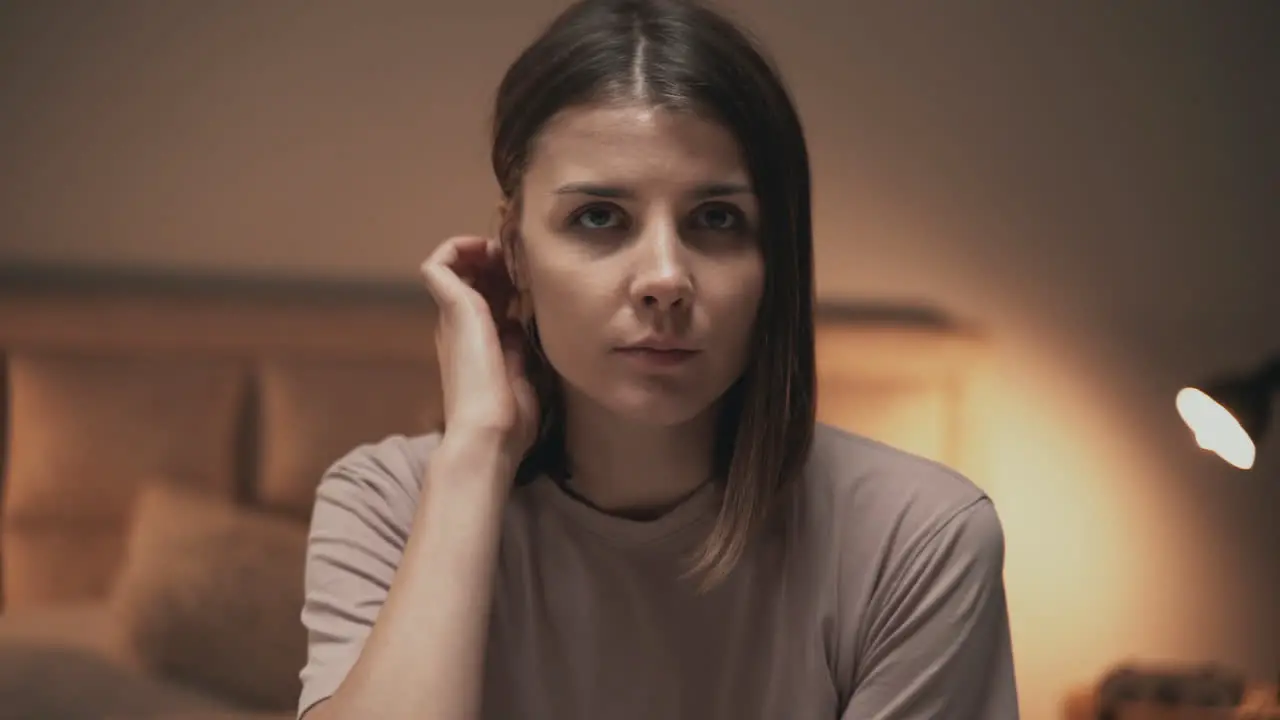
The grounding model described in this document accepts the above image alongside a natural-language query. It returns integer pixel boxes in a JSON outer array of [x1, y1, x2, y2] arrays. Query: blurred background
[[0, 1, 1277, 719]]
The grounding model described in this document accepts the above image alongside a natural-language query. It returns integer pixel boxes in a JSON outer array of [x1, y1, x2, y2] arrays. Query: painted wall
[[2, 1, 1277, 717]]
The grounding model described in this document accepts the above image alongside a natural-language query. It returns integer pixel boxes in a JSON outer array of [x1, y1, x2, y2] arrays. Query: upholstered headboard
[[0, 274, 447, 610], [0, 271, 984, 611]]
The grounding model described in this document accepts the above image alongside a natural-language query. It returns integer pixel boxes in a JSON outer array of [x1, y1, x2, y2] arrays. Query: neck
[[561, 390, 718, 518]]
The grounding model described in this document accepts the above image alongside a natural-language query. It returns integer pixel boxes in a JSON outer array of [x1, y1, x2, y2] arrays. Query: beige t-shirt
[[297, 424, 1019, 719]]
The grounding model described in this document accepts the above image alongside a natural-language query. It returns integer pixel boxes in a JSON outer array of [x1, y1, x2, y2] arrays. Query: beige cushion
[[105, 713, 294, 720], [2, 350, 247, 607], [1, 520, 130, 611], [109, 483, 308, 712], [0, 602, 135, 667], [255, 355, 441, 517], [0, 642, 232, 719]]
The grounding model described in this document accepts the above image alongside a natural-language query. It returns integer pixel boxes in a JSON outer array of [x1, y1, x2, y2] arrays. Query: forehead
[[523, 104, 750, 190]]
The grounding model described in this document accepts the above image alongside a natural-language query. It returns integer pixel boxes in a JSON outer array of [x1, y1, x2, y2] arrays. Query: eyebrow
[[553, 182, 753, 200]]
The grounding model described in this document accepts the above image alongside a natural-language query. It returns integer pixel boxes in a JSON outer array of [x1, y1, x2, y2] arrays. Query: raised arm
[[301, 432, 515, 720], [301, 235, 541, 720]]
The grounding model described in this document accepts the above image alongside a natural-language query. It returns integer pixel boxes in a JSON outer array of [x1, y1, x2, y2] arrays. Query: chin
[[551, 356, 738, 429], [601, 383, 719, 428]]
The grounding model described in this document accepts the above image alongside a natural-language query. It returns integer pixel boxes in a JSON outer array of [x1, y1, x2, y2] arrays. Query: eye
[[691, 203, 746, 232], [571, 205, 626, 231]]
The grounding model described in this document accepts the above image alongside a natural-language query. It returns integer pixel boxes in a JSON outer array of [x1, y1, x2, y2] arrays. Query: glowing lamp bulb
[[1176, 387, 1257, 470]]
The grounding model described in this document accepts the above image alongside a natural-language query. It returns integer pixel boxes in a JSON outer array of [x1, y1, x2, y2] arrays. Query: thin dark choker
[[553, 473, 715, 521], [553, 474, 592, 505]]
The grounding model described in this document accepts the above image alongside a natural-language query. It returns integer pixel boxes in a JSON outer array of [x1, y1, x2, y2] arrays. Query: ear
[[497, 198, 528, 290]]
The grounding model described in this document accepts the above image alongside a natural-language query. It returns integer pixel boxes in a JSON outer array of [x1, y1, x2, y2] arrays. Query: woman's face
[[510, 103, 765, 427]]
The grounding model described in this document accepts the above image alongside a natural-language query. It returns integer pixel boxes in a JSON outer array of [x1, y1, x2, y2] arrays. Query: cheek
[[717, 259, 766, 382], [524, 246, 592, 310], [715, 254, 766, 340], [526, 273, 609, 397], [519, 243, 606, 356]]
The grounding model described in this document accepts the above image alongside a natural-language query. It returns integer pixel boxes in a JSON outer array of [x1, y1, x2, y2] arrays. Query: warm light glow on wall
[[812, 315, 985, 478]]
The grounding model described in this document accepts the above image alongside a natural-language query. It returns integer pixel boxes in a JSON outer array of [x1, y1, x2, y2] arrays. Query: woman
[[298, 1, 1018, 718]]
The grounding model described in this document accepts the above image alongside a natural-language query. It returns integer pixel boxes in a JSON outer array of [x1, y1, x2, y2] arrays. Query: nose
[[629, 221, 693, 311]]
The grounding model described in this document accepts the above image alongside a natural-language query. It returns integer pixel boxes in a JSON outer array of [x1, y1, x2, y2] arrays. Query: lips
[[614, 347, 700, 368], [620, 347, 698, 356], [624, 343, 697, 352], [619, 337, 698, 353]]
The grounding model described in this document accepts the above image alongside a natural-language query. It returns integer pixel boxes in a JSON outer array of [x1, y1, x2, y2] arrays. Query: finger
[[423, 236, 491, 280], [421, 235, 515, 319], [421, 260, 480, 313], [499, 324, 528, 383], [422, 235, 478, 271], [468, 249, 517, 315], [503, 345, 524, 387], [421, 236, 490, 296]]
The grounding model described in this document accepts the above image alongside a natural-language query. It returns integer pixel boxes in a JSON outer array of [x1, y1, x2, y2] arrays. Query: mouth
[[613, 346, 701, 368], [618, 336, 699, 352]]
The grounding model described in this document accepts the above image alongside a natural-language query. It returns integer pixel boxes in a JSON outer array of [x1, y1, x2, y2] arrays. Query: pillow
[[109, 483, 308, 712], [256, 355, 441, 517], [2, 350, 247, 607], [0, 642, 233, 720]]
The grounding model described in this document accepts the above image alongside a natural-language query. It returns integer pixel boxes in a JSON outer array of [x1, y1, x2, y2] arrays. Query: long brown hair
[[491, 0, 815, 588]]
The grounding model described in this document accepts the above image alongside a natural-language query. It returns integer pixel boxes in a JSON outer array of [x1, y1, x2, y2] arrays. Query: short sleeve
[[296, 435, 432, 719], [841, 498, 1019, 719]]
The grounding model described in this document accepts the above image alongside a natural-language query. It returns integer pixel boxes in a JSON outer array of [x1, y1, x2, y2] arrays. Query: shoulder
[[791, 423, 1005, 576], [309, 432, 444, 539], [800, 423, 994, 525], [299, 433, 446, 717], [319, 432, 442, 495], [783, 427, 1010, 705]]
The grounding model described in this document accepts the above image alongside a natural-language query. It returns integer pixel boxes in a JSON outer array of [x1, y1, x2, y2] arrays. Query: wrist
[[433, 428, 522, 486]]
